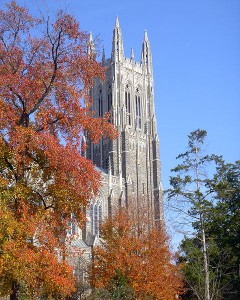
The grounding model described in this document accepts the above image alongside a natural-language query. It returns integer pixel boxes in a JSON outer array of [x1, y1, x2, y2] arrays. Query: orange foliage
[[0, 1, 117, 298], [0, 201, 75, 299], [92, 208, 183, 300]]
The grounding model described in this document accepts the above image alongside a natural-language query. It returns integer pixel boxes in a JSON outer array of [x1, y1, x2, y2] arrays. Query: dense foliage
[[90, 207, 183, 300], [168, 130, 240, 300], [0, 1, 117, 299]]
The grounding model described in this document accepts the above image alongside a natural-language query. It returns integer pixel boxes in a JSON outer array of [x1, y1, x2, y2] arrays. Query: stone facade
[[84, 17, 163, 244]]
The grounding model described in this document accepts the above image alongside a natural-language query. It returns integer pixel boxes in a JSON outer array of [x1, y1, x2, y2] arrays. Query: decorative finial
[[87, 31, 95, 58], [89, 31, 93, 42], [144, 30, 148, 41], [131, 47, 134, 60], [102, 47, 106, 65], [115, 16, 120, 28]]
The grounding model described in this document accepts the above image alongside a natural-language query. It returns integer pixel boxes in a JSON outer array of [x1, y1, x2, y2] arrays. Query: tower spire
[[130, 47, 134, 60], [87, 31, 96, 59], [144, 29, 148, 41], [141, 29, 152, 72], [115, 15, 120, 28], [111, 16, 124, 62], [102, 47, 106, 65]]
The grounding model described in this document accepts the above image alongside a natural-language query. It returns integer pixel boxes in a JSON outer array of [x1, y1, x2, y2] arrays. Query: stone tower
[[86, 17, 163, 238]]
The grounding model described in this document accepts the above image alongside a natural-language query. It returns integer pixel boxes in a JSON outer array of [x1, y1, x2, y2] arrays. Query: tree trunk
[[10, 281, 20, 300], [200, 213, 210, 300]]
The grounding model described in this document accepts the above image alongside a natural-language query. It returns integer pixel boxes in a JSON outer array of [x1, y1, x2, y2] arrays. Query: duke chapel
[[72, 17, 163, 246]]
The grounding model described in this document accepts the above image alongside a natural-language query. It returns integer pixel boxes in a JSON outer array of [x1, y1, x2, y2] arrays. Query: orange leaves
[[0, 201, 75, 298], [0, 0, 117, 212], [92, 208, 183, 300], [0, 1, 38, 35], [53, 11, 80, 39], [0, 1, 118, 298]]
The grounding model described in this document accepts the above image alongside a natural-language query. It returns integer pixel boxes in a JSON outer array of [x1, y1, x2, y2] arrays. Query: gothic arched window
[[125, 84, 131, 125], [107, 85, 112, 123], [98, 88, 103, 117], [108, 85, 112, 111], [67, 213, 77, 235], [146, 45, 149, 64], [89, 202, 103, 237], [135, 88, 141, 129]]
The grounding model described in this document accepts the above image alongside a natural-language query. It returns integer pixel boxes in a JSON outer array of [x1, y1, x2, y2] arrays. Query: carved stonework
[[85, 17, 163, 242]]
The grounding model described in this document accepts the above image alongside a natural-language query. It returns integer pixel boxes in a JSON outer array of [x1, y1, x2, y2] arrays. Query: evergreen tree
[[167, 129, 221, 300], [168, 129, 240, 300]]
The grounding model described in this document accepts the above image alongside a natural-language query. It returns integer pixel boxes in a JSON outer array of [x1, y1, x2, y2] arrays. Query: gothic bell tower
[[86, 17, 163, 227]]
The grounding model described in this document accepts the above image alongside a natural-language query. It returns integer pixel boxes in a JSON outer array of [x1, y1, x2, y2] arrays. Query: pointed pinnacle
[[88, 31, 95, 56], [102, 47, 105, 58], [102, 47, 106, 64], [89, 31, 93, 42], [131, 47, 134, 60], [144, 30, 148, 41], [115, 16, 120, 28]]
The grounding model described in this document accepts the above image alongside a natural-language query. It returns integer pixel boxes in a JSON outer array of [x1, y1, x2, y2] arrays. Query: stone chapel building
[[70, 17, 163, 255], [79, 16, 164, 245]]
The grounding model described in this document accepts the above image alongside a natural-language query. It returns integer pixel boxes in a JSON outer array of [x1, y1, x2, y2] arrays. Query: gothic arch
[[89, 196, 103, 237], [135, 86, 142, 129], [107, 83, 112, 113], [125, 83, 132, 126], [97, 85, 103, 117]]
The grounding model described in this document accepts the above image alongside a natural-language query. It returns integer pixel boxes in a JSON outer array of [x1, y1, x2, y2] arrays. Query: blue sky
[[1, 0, 240, 243]]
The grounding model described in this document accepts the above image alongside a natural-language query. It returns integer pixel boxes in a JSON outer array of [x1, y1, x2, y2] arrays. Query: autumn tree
[[0, 1, 117, 299], [0, 200, 75, 299], [90, 207, 183, 300]]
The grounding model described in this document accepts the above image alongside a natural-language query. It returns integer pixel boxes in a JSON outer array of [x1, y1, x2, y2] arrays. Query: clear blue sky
[[1, 0, 240, 242]]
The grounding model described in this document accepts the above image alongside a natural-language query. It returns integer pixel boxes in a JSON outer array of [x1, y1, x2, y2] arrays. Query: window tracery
[[107, 85, 112, 112], [89, 202, 103, 237], [135, 88, 141, 129], [98, 88, 103, 117], [125, 84, 131, 126]]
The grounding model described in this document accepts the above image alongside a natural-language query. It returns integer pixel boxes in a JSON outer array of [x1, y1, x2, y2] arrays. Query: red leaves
[[0, 0, 117, 211], [0, 1, 117, 298], [0, 1, 38, 35], [92, 208, 183, 300], [53, 11, 80, 39], [0, 201, 76, 298]]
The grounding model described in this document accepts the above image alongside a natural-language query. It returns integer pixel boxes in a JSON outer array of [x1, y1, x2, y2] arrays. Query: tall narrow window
[[135, 89, 141, 129], [72, 221, 76, 235], [67, 214, 77, 235], [98, 89, 103, 117], [145, 45, 149, 64], [125, 85, 131, 125], [90, 203, 102, 237], [107, 85, 112, 115], [116, 31, 119, 51]]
